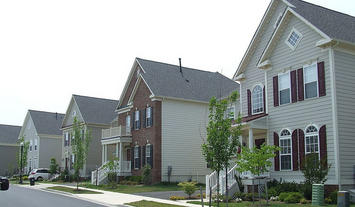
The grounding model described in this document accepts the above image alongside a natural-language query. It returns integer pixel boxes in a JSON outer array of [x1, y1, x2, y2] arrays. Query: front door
[[255, 138, 266, 149]]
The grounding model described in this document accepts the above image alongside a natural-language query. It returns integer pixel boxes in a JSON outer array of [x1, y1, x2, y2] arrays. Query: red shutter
[[319, 125, 327, 166], [298, 129, 305, 170], [274, 132, 280, 171], [291, 70, 297, 103], [247, 89, 252, 116], [292, 130, 299, 171], [273, 76, 279, 107], [318, 62, 326, 97], [297, 69, 304, 101], [263, 86, 266, 113]]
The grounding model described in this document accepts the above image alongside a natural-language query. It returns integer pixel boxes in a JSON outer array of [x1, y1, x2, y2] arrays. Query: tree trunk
[[225, 167, 228, 207], [216, 171, 220, 207]]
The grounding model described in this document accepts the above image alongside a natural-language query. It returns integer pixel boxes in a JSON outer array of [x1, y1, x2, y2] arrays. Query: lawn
[[47, 186, 102, 194], [81, 182, 190, 194], [125, 200, 185, 207], [188, 201, 355, 207]]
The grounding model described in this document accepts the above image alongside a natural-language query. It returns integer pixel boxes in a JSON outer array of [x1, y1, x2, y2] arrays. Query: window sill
[[251, 111, 264, 116]]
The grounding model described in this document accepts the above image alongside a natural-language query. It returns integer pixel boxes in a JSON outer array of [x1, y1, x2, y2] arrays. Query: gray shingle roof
[[136, 58, 239, 103], [73, 95, 118, 125], [287, 0, 355, 43], [0, 124, 21, 144], [29, 110, 65, 135]]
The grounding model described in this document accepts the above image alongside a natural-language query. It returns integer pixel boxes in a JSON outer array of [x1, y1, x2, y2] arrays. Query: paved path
[[1, 184, 111, 207]]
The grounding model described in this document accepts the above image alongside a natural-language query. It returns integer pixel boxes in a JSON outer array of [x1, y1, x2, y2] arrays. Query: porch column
[[104, 145, 108, 163], [116, 143, 119, 158], [102, 145, 105, 164], [119, 142, 123, 172], [239, 136, 243, 146], [248, 128, 253, 149]]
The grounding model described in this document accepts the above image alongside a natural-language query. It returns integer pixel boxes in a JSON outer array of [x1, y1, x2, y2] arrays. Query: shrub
[[196, 193, 206, 199], [300, 184, 312, 200], [300, 198, 308, 204], [169, 196, 186, 200], [328, 190, 338, 204], [107, 172, 117, 188], [284, 192, 303, 203], [49, 158, 59, 175], [279, 192, 289, 202], [23, 176, 28, 180], [119, 180, 138, 185], [142, 165, 152, 185], [325, 197, 332, 204], [268, 187, 278, 197], [126, 176, 142, 183], [178, 181, 197, 198], [243, 193, 254, 201]]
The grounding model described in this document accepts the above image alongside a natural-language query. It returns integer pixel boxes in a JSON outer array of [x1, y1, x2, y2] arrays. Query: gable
[[19, 113, 38, 141], [62, 97, 84, 128], [119, 64, 142, 108]]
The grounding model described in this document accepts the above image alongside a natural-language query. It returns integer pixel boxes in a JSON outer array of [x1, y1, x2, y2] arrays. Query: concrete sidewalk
[[18, 183, 202, 207]]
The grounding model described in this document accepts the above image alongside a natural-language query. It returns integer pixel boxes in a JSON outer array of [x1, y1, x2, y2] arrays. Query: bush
[[107, 172, 117, 188], [169, 196, 186, 200], [119, 180, 138, 185], [300, 184, 312, 200], [279, 192, 289, 202], [142, 165, 152, 185], [178, 181, 197, 198], [23, 176, 28, 180], [284, 192, 303, 203], [268, 187, 278, 197], [325, 197, 332, 204], [328, 190, 338, 204], [300, 198, 308, 204], [126, 176, 142, 183]]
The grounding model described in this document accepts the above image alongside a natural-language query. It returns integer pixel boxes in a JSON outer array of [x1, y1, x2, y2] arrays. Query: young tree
[[16, 136, 29, 183], [49, 158, 59, 176], [102, 158, 119, 188], [72, 117, 91, 190], [301, 153, 329, 185], [202, 90, 241, 207]]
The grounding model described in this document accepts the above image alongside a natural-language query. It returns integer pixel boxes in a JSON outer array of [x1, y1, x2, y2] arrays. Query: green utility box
[[312, 184, 324, 206]]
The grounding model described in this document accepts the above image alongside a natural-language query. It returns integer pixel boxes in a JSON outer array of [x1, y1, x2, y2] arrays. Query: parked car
[[0, 177, 9, 191], [28, 169, 50, 181]]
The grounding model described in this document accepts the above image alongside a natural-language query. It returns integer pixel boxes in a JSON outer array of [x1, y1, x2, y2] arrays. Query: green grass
[[47, 186, 102, 194], [81, 182, 189, 194], [188, 201, 355, 207], [125, 200, 185, 207]]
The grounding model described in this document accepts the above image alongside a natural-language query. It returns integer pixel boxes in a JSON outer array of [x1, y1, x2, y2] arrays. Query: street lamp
[[19, 142, 24, 184]]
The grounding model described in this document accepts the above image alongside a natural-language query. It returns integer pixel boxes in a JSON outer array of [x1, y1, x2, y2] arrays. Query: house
[[0, 124, 21, 176], [93, 57, 239, 184], [18, 110, 64, 173], [61, 94, 118, 177], [228, 0, 355, 191]]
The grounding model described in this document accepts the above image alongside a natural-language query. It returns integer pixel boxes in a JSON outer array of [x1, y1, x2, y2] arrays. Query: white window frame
[[285, 27, 303, 50], [279, 129, 292, 171], [134, 110, 140, 130], [146, 107, 152, 127], [134, 146, 139, 169], [34, 139, 38, 151], [251, 84, 264, 115], [146, 144, 151, 158], [29, 140, 33, 151], [65, 132, 69, 146], [305, 125, 320, 159], [303, 62, 319, 99], [278, 72, 291, 105], [126, 115, 131, 133]]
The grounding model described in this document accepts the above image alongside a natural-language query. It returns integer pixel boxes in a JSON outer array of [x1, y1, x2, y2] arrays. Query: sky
[[1, 0, 354, 126]]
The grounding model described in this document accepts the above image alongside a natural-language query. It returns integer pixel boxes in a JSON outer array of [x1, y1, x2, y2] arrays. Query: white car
[[28, 168, 50, 181]]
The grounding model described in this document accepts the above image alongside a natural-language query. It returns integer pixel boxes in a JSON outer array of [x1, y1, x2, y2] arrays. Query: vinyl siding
[[0, 145, 18, 176], [161, 99, 210, 183], [38, 136, 62, 168], [334, 50, 355, 186], [267, 14, 335, 183], [62, 100, 84, 127], [240, 1, 287, 117], [21, 116, 40, 172]]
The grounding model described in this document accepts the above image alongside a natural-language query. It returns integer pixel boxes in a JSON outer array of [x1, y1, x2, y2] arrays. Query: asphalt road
[[1, 184, 112, 207]]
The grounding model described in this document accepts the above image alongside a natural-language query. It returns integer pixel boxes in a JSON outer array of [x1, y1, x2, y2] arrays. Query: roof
[[287, 0, 355, 44], [136, 58, 240, 103], [0, 124, 21, 144], [73, 95, 119, 125], [29, 110, 65, 135]]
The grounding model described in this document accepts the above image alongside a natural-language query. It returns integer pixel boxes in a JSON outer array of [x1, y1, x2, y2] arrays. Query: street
[[1, 184, 111, 207]]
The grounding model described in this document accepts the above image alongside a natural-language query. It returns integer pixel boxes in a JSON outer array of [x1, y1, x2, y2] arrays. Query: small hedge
[[170, 196, 186, 201], [284, 192, 303, 203]]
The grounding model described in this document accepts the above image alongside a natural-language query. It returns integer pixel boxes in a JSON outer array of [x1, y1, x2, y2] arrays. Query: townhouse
[[18, 110, 64, 173], [61, 94, 118, 177], [231, 0, 355, 191], [94, 58, 239, 184], [0, 124, 21, 176]]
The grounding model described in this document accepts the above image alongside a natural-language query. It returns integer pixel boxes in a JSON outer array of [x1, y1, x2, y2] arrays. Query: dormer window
[[286, 28, 302, 50], [252, 85, 264, 114]]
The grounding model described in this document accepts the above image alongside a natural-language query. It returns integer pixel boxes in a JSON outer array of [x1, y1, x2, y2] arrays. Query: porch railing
[[102, 125, 131, 139], [91, 160, 132, 185]]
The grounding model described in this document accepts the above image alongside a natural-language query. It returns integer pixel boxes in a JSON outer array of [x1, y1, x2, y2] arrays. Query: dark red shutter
[[273, 76, 279, 107], [298, 129, 305, 170], [297, 69, 304, 101], [263, 86, 266, 113], [319, 125, 327, 166], [274, 132, 280, 171], [291, 70, 297, 103], [247, 89, 252, 116], [292, 130, 299, 171], [318, 62, 326, 97]]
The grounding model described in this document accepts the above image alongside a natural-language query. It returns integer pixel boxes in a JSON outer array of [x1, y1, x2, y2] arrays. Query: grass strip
[[47, 186, 102, 194], [125, 200, 184, 207]]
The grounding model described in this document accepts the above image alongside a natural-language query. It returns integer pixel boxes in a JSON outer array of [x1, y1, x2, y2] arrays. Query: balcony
[[102, 125, 131, 139]]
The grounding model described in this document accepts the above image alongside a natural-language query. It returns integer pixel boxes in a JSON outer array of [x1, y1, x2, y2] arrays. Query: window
[[280, 129, 292, 170], [30, 140, 33, 151], [134, 146, 139, 169], [286, 28, 302, 50], [304, 63, 318, 99], [72, 110, 76, 117], [146, 107, 152, 127], [146, 145, 151, 158], [34, 139, 38, 151], [126, 115, 131, 134], [279, 73, 291, 105], [134, 110, 140, 130], [252, 85, 264, 114], [305, 125, 319, 156], [64, 132, 69, 146]]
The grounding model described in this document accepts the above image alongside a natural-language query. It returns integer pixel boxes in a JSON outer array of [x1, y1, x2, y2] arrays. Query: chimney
[[179, 58, 182, 73]]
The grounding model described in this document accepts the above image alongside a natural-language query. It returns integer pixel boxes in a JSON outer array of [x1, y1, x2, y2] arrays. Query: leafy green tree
[[142, 164, 152, 185], [72, 117, 91, 190], [178, 181, 197, 198], [202, 90, 241, 207], [49, 158, 59, 175], [301, 153, 329, 184], [102, 158, 119, 188], [16, 137, 29, 176]]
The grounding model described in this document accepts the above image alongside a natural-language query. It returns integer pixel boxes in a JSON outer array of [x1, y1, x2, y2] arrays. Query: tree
[[142, 164, 152, 185], [72, 117, 91, 190], [178, 181, 197, 199], [202, 90, 241, 207], [301, 153, 329, 185], [49, 158, 59, 176], [16, 136, 29, 181], [102, 158, 119, 188]]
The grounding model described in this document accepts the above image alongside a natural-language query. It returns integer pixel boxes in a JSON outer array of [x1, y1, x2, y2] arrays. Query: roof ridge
[[0, 124, 21, 127], [29, 109, 65, 116], [290, 0, 355, 19], [136, 57, 220, 75], [73, 94, 118, 102]]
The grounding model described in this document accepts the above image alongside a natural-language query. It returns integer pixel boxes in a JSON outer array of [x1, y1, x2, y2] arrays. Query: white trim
[[329, 47, 340, 189], [285, 27, 303, 50], [303, 62, 319, 99], [251, 83, 265, 115], [117, 105, 133, 115], [117, 59, 140, 109], [264, 70, 269, 114], [278, 71, 291, 105], [274, 12, 284, 29], [279, 128, 292, 171], [304, 124, 320, 159]]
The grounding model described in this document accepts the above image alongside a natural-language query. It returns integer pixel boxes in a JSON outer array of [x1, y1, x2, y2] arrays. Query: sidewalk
[[18, 183, 202, 207]]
